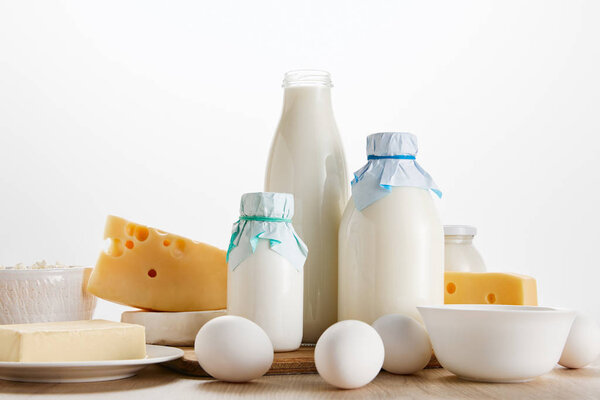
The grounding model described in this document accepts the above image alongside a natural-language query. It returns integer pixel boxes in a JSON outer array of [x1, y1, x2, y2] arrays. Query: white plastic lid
[[444, 225, 477, 236]]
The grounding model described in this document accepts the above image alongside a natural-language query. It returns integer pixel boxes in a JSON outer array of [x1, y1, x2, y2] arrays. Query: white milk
[[265, 70, 348, 343], [338, 187, 444, 323], [228, 240, 303, 351], [444, 225, 486, 272]]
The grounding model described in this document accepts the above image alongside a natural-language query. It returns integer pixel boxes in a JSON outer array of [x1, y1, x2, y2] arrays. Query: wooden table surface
[[0, 361, 598, 399]]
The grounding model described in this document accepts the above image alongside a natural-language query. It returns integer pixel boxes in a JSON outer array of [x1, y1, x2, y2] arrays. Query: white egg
[[194, 315, 274, 382], [315, 320, 384, 389], [372, 314, 432, 374], [559, 312, 600, 369]]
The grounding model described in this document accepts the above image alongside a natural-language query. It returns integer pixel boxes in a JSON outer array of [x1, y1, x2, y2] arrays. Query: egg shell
[[372, 314, 432, 374], [559, 312, 600, 369], [315, 320, 384, 389], [194, 315, 274, 382]]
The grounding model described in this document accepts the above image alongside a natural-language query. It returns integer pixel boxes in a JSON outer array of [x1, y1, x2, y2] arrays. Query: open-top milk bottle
[[338, 132, 443, 324], [265, 70, 348, 343]]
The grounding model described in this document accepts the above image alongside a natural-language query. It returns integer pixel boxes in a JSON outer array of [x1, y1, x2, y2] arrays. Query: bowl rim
[[0, 266, 93, 274], [417, 304, 575, 314]]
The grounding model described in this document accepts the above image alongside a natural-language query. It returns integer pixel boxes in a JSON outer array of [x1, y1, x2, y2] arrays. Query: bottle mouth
[[444, 225, 477, 236], [282, 70, 333, 88]]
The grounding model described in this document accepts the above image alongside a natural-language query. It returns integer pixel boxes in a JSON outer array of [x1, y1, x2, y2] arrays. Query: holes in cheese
[[444, 272, 537, 306], [134, 226, 149, 242], [104, 238, 124, 257], [88, 215, 227, 312], [446, 282, 456, 294], [171, 239, 186, 258], [125, 223, 136, 237]]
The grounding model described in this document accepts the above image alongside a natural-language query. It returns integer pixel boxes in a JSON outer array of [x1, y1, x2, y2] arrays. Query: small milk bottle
[[444, 225, 486, 272], [338, 132, 444, 324], [227, 192, 308, 352], [265, 70, 348, 343]]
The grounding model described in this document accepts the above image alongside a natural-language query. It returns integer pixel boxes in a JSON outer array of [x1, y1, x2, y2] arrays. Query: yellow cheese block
[[0, 320, 146, 362], [444, 272, 538, 305], [88, 215, 227, 311]]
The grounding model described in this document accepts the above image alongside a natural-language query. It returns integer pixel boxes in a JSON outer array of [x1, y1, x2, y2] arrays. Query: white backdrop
[[1, 0, 599, 322]]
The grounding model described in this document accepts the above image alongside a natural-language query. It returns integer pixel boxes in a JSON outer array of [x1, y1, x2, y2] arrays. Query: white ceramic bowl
[[418, 305, 575, 382], [0, 267, 97, 324]]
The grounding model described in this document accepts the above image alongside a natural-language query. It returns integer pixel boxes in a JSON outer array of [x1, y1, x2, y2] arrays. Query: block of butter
[[122, 309, 226, 346], [0, 320, 146, 362], [444, 272, 538, 306], [88, 215, 227, 312]]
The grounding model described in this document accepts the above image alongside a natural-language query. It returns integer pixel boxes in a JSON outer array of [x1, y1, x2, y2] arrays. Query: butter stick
[[0, 320, 146, 362]]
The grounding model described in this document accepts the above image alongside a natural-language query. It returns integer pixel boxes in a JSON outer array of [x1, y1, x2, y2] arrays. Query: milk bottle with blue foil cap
[[338, 132, 443, 324], [265, 70, 348, 343], [227, 192, 308, 351]]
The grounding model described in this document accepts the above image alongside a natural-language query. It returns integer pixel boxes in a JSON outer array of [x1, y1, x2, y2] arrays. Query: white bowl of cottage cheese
[[0, 261, 96, 324]]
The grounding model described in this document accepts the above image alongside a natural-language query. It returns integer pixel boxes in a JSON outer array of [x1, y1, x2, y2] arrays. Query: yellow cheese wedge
[[444, 272, 538, 305], [88, 215, 227, 312], [0, 320, 146, 362]]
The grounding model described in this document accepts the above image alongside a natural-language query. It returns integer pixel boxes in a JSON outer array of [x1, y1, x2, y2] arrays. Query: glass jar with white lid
[[444, 225, 486, 272]]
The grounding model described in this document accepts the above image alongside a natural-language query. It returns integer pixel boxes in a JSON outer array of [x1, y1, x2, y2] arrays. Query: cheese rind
[[444, 272, 538, 306], [121, 310, 227, 346], [88, 215, 227, 312], [0, 320, 146, 362]]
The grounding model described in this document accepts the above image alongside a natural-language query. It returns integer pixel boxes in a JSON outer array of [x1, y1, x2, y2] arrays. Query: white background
[[1, 1, 599, 322]]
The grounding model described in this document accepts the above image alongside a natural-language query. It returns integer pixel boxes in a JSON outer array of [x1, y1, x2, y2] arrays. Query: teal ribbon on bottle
[[227, 192, 308, 271], [227, 215, 293, 262], [367, 155, 416, 160], [239, 216, 292, 223]]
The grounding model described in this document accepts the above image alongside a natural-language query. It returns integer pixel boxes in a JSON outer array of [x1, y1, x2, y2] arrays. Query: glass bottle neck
[[445, 235, 475, 245], [283, 70, 332, 88], [282, 85, 333, 113]]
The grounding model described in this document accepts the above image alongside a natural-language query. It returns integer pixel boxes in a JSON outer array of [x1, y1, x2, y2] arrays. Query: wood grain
[[0, 361, 597, 399], [162, 345, 441, 377]]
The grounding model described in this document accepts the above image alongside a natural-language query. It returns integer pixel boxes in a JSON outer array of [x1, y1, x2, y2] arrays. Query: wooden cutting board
[[162, 345, 441, 377]]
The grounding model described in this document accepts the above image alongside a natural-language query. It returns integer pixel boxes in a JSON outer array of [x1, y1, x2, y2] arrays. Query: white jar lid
[[444, 225, 477, 236]]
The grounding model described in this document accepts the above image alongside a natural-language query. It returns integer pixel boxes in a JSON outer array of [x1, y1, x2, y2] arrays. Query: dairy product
[[444, 225, 486, 272], [0, 261, 72, 270], [0, 267, 96, 325], [229, 240, 303, 351], [338, 132, 443, 324], [121, 310, 226, 346], [265, 70, 348, 342], [88, 215, 227, 312], [444, 271, 537, 305], [0, 320, 146, 362], [227, 193, 307, 351]]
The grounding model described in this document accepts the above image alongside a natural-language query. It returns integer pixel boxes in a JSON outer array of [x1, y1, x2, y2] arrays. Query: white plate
[[0, 345, 183, 383]]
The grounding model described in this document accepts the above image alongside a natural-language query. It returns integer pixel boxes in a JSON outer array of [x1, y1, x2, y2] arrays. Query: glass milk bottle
[[227, 192, 308, 351], [338, 132, 444, 324], [444, 225, 486, 272], [265, 70, 348, 343]]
